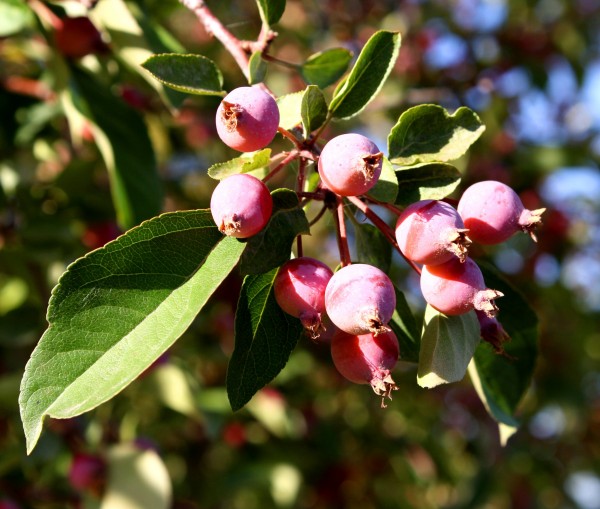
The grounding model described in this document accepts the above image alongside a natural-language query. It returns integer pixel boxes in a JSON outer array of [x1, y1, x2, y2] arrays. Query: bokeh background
[[1, 0, 599, 507]]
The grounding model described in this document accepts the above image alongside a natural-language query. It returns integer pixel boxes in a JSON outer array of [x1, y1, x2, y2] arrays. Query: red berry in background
[[420, 257, 503, 317], [54, 17, 108, 59], [331, 329, 399, 406], [68, 452, 106, 496], [318, 133, 383, 196], [215, 86, 280, 152], [395, 199, 472, 265], [274, 257, 334, 339], [325, 264, 396, 336], [475, 310, 510, 354], [457, 180, 546, 244], [210, 173, 273, 238]]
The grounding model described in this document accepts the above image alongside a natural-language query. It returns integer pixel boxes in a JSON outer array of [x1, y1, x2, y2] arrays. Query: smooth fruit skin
[[331, 329, 399, 406], [325, 264, 396, 336], [54, 17, 107, 59], [420, 257, 503, 317], [395, 200, 471, 265], [274, 257, 334, 338], [457, 180, 545, 244], [210, 173, 273, 238], [318, 133, 383, 196], [216, 86, 280, 152]]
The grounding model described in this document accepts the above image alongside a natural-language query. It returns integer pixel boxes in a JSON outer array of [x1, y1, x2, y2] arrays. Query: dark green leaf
[[0, 0, 33, 37], [354, 223, 392, 273], [417, 306, 480, 388], [142, 53, 225, 96], [367, 156, 398, 203], [469, 263, 538, 428], [394, 163, 462, 207], [19, 210, 246, 454], [329, 31, 401, 120], [388, 105, 485, 165], [256, 0, 286, 26], [240, 189, 310, 275], [301, 85, 328, 138], [389, 287, 420, 364], [227, 268, 303, 411], [300, 48, 353, 89], [248, 51, 268, 85], [208, 149, 272, 180], [69, 67, 163, 230]]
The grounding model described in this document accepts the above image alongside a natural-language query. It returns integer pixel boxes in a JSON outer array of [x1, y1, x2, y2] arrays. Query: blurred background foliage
[[1, 0, 599, 507]]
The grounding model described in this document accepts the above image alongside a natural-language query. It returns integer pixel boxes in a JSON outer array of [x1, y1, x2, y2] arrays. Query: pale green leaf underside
[[19, 210, 245, 454], [208, 149, 272, 179], [367, 156, 398, 203], [417, 305, 480, 388], [277, 91, 304, 130]]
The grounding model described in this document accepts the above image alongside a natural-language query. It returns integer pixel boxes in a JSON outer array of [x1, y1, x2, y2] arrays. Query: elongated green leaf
[[354, 223, 392, 273], [300, 48, 353, 89], [256, 0, 286, 26], [69, 67, 163, 230], [388, 105, 485, 165], [227, 268, 303, 411], [394, 162, 461, 206], [469, 263, 538, 428], [367, 156, 398, 203], [417, 306, 480, 388], [248, 51, 268, 84], [208, 149, 272, 180], [240, 189, 310, 275], [19, 210, 246, 454], [277, 91, 304, 130], [389, 287, 420, 363], [329, 31, 401, 120], [0, 0, 33, 36], [142, 53, 225, 96], [301, 85, 328, 138]]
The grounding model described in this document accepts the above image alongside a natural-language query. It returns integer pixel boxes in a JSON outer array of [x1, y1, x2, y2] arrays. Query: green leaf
[[388, 105, 485, 165], [389, 287, 420, 364], [0, 0, 33, 37], [354, 223, 392, 273], [469, 263, 538, 428], [394, 162, 462, 207], [142, 53, 225, 96], [248, 51, 268, 85], [300, 48, 353, 89], [256, 0, 286, 26], [301, 85, 328, 138], [19, 210, 246, 454], [208, 149, 272, 180], [367, 156, 398, 203], [227, 268, 303, 411], [277, 91, 304, 131], [240, 189, 310, 275], [69, 67, 163, 230], [417, 306, 480, 388], [329, 30, 401, 120]]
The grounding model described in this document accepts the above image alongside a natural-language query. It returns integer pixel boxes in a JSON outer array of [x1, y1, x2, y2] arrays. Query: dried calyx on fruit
[[331, 329, 399, 407], [395, 199, 472, 265], [475, 310, 511, 354]]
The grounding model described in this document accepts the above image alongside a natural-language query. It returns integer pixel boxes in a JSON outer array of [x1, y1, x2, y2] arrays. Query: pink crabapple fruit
[[54, 17, 107, 59], [457, 180, 546, 245], [210, 173, 273, 238], [274, 257, 334, 339], [395, 199, 472, 265], [325, 263, 396, 336], [475, 310, 511, 354], [331, 329, 399, 407], [318, 133, 383, 196], [420, 257, 503, 317], [215, 86, 280, 152]]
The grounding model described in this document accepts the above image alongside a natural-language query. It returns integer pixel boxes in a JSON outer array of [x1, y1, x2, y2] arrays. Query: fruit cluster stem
[[263, 151, 299, 183], [334, 196, 352, 267]]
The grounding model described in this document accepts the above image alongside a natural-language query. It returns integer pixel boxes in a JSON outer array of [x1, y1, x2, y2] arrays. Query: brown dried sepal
[[360, 151, 384, 181], [220, 101, 244, 133], [445, 228, 472, 263]]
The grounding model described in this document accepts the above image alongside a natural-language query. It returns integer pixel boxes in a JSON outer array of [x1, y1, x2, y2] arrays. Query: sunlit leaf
[[208, 149, 272, 180], [300, 48, 353, 89], [301, 85, 328, 138], [0, 0, 33, 36], [256, 0, 286, 26], [368, 156, 398, 203], [249, 51, 268, 84]]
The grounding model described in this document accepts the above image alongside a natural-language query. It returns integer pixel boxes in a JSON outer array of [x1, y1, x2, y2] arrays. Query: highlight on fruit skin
[[209, 173, 273, 238], [457, 180, 546, 245]]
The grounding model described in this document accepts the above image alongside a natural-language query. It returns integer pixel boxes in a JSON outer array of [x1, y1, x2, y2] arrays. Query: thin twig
[[334, 196, 351, 267], [263, 151, 299, 183]]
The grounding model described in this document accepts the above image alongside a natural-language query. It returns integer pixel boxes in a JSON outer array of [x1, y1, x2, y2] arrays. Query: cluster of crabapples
[[209, 85, 545, 404]]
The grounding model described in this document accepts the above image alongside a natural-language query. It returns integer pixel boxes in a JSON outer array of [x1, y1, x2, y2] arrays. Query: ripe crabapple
[[54, 17, 107, 59], [68, 452, 106, 495], [475, 310, 510, 354], [457, 180, 546, 244], [325, 264, 396, 336], [420, 257, 503, 317], [215, 86, 280, 152], [210, 173, 273, 238], [395, 199, 472, 265], [331, 329, 399, 406], [274, 257, 334, 338], [318, 133, 383, 196]]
